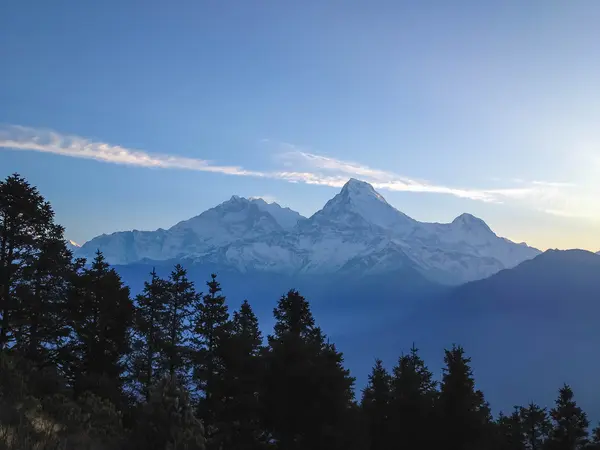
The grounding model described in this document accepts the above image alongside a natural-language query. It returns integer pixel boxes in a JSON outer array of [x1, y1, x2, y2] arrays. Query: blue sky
[[1, 1, 599, 250]]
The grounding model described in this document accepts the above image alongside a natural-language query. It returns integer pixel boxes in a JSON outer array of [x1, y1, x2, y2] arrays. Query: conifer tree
[[263, 289, 355, 450], [586, 425, 600, 450], [361, 359, 392, 450], [164, 264, 198, 380], [219, 299, 265, 450], [130, 268, 170, 401], [68, 250, 133, 405], [519, 402, 551, 450], [133, 374, 206, 450], [388, 344, 438, 449], [546, 384, 589, 450], [12, 211, 77, 365], [231, 299, 262, 357], [343, 402, 370, 450], [191, 273, 232, 446], [437, 344, 492, 450], [0, 173, 73, 351], [496, 407, 526, 450]]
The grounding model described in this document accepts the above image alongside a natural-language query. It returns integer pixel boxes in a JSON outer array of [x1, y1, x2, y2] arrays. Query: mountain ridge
[[110, 248, 600, 420], [359, 248, 600, 419], [76, 179, 540, 283]]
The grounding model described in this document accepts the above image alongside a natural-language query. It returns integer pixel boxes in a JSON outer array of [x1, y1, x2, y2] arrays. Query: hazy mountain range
[[346, 248, 600, 420], [68, 179, 600, 418], [74, 178, 540, 285]]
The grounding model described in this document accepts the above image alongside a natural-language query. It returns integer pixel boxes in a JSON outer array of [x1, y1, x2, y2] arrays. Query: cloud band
[[1, 124, 588, 218]]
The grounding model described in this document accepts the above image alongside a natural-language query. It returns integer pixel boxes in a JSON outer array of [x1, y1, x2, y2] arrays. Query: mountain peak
[[248, 197, 305, 229], [229, 194, 247, 203], [248, 196, 272, 205], [66, 239, 82, 252], [310, 178, 416, 231], [451, 213, 492, 233], [342, 178, 378, 193], [76, 179, 540, 282], [345, 177, 371, 187], [340, 178, 389, 204]]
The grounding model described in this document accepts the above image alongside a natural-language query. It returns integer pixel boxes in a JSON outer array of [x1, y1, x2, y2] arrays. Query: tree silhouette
[[164, 264, 198, 380], [219, 299, 266, 450], [438, 344, 492, 450], [361, 358, 391, 450], [519, 402, 551, 450], [191, 273, 232, 448], [67, 250, 133, 405], [0, 173, 72, 351], [130, 268, 171, 401], [496, 407, 526, 450], [133, 375, 206, 450], [263, 289, 355, 450], [546, 384, 589, 450], [388, 344, 438, 449]]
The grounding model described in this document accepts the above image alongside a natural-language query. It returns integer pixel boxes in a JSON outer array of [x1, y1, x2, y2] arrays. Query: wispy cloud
[[277, 146, 515, 202], [0, 125, 358, 189], [2, 125, 594, 220], [531, 180, 576, 188], [0, 125, 265, 177], [271, 142, 599, 220]]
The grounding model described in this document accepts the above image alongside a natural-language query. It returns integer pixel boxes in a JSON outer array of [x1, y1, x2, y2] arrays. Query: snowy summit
[[75, 179, 540, 284]]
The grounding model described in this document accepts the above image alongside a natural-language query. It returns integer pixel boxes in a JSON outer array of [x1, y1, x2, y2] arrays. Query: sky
[[1, 1, 599, 251]]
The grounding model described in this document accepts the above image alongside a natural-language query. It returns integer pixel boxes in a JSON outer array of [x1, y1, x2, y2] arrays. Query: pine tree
[[12, 211, 77, 365], [263, 289, 355, 450], [219, 299, 265, 450], [437, 344, 492, 450], [519, 402, 551, 450], [388, 344, 438, 449], [343, 402, 370, 450], [0, 173, 73, 351], [546, 384, 589, 450], [130, 268, 170, 401], [231, 300, 262, 357], [164, 264, 198, 380], [586, 425, 600, 450], [361, 359, 391, 450], [191, 273, 232, 447], [68, 250, 133, 405], [133, 374, 206, 450], [496, 407, 526, 450]]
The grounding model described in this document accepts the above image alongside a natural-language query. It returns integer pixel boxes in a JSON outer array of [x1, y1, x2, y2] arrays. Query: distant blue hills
[[113, 248, 600, 419]]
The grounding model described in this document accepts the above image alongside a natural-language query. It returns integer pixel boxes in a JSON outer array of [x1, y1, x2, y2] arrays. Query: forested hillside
[[1, 173, 598, 450]]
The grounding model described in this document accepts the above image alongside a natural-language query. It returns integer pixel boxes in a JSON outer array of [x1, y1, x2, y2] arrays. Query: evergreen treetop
[[164, 264, 198, 379], [546, 384, 589, 450], [130, 268, 171, 401], [361, 358, 392, 450], [438, 344, 492, 450], [0, 173, 71, 351], [520, 402, 551, 450]]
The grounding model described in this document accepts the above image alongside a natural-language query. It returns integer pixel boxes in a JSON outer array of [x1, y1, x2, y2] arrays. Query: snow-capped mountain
[[66, 240, 81, 252], [309, 179, 417, 232], [248, 197, 305, 229], [76, 179, 540, 283], [77, 196, 287, 265]]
